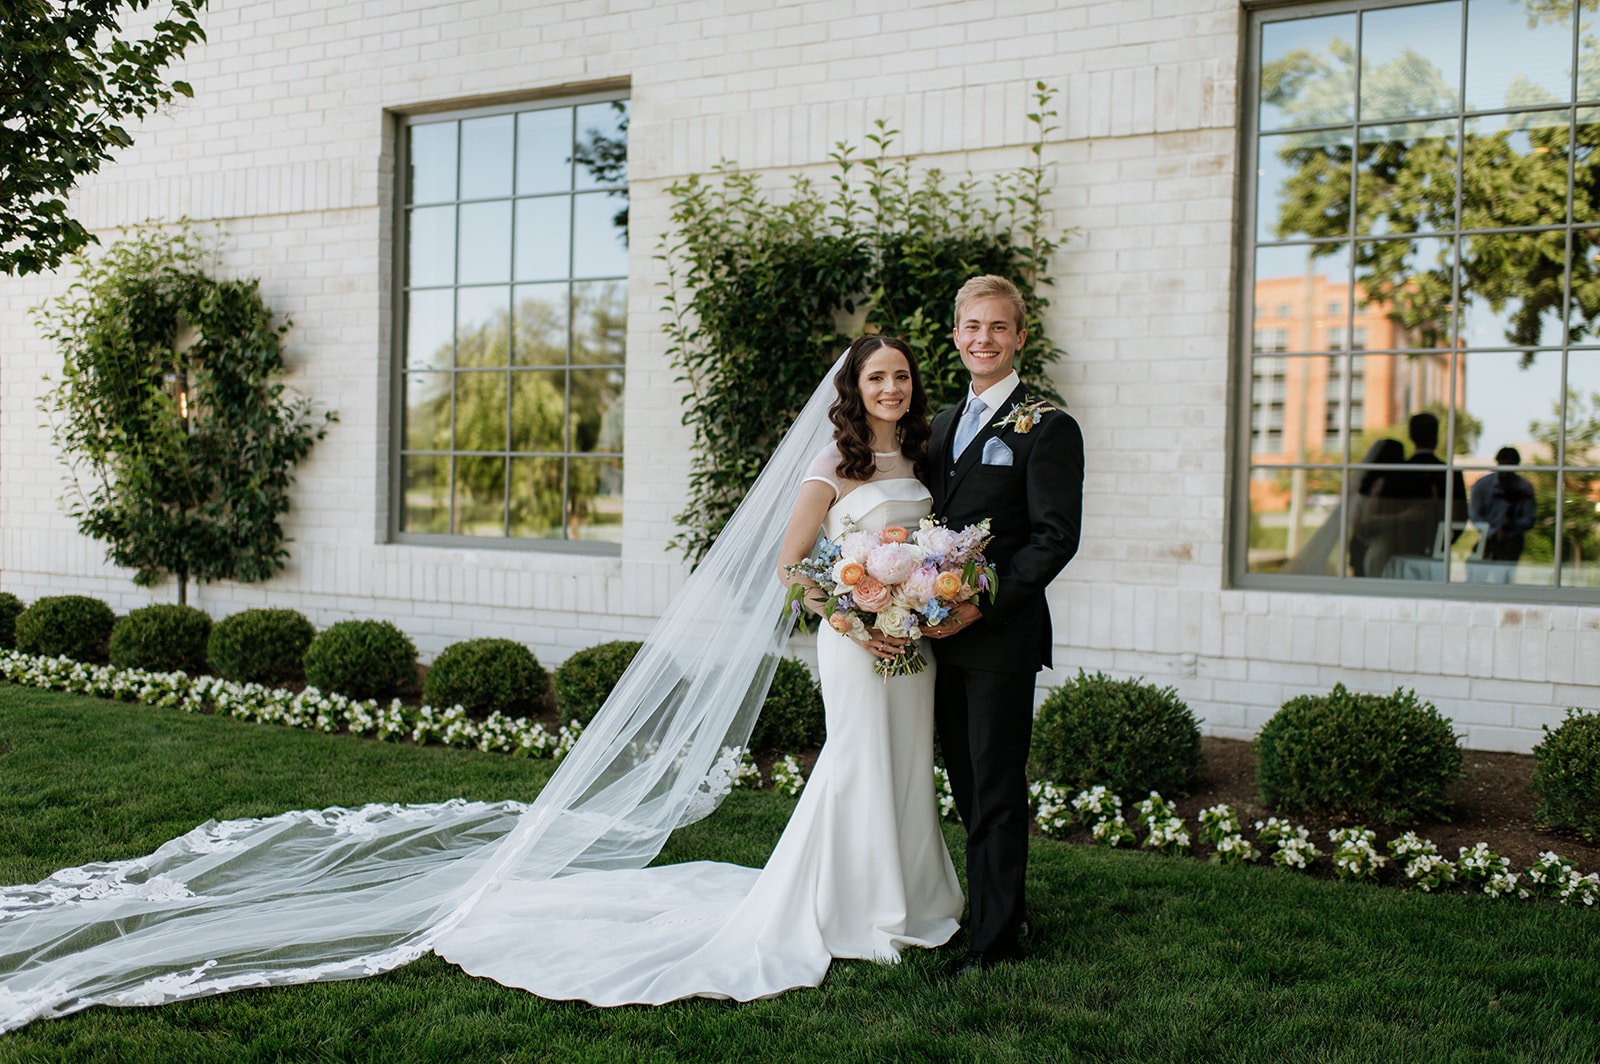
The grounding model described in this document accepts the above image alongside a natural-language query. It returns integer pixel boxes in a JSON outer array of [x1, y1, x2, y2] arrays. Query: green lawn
[[1, 684, 1596, 1064]]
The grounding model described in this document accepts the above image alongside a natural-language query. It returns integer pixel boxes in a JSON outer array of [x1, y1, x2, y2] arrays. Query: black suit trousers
[[934, 661, 1036, 956]]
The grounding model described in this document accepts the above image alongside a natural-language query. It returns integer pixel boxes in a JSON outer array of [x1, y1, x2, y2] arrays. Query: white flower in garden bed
[[772, 754, 805, 798], [1030, 781, 1073, 836], [934, 765, 957, 820], [1209, 834, 1260, 865], [1091, 813, 1135, 847], [1255, 818, 1320, 869], [1387, 832, 1454, 891], [1071, 785, 1120, 824], [1458, 842, 1523, 898], [1328, 827, 1386, 883], [1197, 804, 1242, 847]]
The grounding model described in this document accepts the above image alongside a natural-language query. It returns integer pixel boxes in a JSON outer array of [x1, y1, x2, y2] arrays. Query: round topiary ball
[[208, 608, 317, 685], [109, 604, 212, 674], [0, 592, 24, 650], [15, 595, 117, 663], [554, 640, 643, 726], [750, 657, 825, 754], [1531, 708, 1600, 843], [303, 619, 417, 701], [423, 638, 548, 719], [1255, 683, 1463, 824], [1030, 670, 1203, 797]]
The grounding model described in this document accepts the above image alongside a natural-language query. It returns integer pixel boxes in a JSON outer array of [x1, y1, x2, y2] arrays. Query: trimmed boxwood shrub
[[554, 640, 642, 726], [15, 595, 117, 663], [303, 619, 417, 701], [424, 638, 548, 719], [1029, 670, 1203, 797], [0, 592, 23, 649], [1531, 708, 1600, 843], [1255, 683, 1463, 824], [109, 604, 211, 674], [208, 608, 317, 685], [750, 657, 825, 754]]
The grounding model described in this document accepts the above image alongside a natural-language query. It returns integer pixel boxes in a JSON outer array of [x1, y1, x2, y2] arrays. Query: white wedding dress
[[435, 472, 963, 1003]]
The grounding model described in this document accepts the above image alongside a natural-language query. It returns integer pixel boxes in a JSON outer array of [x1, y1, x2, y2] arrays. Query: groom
[[921, 275, 1084, 977]]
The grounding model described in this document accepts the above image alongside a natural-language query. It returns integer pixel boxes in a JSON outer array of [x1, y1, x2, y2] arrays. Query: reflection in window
[[398, 97, 628, 545], [1242, 1, 1598, 594]]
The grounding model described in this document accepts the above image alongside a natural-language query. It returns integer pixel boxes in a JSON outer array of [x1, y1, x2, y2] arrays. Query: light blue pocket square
[[980, 438, 1013, 466]]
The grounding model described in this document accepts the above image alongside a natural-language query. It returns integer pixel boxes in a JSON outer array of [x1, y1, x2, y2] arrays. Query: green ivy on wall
[[660, 83, 1072, 562], [37, 224, 335, 604]]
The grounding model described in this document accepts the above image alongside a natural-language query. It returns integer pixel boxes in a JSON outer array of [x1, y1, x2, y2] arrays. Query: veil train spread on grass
[[0, 358, 847, 1032]]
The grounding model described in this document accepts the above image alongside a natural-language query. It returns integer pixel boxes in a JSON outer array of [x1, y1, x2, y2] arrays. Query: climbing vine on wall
[[37, 224, 335, 603], [660, 83, 1072, 563]]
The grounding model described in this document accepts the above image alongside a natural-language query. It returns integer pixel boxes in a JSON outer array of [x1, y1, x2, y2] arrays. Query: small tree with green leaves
[[37, 225, 335, 604], [0, 0, 209, 275]]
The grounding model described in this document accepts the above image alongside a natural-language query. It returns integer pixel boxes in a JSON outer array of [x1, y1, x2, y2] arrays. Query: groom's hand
[[920, 602, 981, 640], [862, 627, 909, 659]]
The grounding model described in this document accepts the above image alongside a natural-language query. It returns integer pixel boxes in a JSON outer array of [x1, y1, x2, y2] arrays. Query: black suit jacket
[[929, 382, 1084, 674]]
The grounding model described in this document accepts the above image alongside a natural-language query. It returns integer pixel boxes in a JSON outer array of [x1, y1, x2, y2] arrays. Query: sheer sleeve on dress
[[800, 443, 842, 500]]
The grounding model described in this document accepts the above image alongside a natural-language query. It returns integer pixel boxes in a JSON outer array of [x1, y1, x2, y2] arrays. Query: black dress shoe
[[952, 950, 990, 979]]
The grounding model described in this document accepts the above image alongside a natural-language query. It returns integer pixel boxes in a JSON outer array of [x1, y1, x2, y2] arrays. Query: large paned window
[[395, 95, 628, 549], [1238, 1, 1600, 598]]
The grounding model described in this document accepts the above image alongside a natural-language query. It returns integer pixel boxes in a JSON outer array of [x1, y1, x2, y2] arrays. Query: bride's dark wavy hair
[[828, 335, 931, 485]]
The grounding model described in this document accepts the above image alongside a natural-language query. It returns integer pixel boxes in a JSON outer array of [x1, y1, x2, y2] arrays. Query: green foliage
[[1255, 683, 1464, 824], [750, 657, 825, 754], [206, 608, 316, 685], [108, 604, 211, 674], [14, 595, 117, 663], [1029, 670, 1204, 797], [0, 593, 23, 650], [0, 1, 209, 275], [303, 620, 417, 701], [661, 83, 1071, 561], [423, 638, 549, 719], [36, 224, 335, 604], [1530, 708, 1600, 842], [553, 639, 642, 726]]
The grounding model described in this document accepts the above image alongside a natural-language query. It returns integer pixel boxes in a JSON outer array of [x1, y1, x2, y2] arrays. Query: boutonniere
[[993, 398, 1056, 435]]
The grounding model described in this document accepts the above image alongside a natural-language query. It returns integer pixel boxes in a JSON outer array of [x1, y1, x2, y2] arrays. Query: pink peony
[[852, 575, 892, 612], [897, 566, 939, 609], [915, 525, 961, 559], [841, 531, 880, 562], [866, 542, 916, 585]]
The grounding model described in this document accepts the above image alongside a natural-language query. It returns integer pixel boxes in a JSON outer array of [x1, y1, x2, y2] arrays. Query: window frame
[[387, 89, 629, 557], [1230, 0, 1600, 603]]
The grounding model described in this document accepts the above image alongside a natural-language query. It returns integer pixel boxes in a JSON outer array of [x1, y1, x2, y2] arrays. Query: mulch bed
[[1041, 737, 1598, 882]]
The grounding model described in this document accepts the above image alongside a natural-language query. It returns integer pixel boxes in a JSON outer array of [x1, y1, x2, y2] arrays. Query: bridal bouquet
[[784, 516, 997, 677]]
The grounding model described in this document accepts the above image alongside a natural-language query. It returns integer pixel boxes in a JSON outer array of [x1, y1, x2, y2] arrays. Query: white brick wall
[[1, 0, 1593, 750]]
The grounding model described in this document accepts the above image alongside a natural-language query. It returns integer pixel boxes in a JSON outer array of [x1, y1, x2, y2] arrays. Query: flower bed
[[1032, 783, 1599, 908]]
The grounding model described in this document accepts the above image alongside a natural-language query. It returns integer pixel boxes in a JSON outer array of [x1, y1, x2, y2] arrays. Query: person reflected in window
[[1469, 447, 1537, 563], [1349, 438, 1406, 577], [1382, 412, 1469, 560]]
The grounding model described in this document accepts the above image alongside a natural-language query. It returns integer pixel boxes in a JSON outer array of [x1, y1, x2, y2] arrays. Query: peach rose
[[832, 559, 865, 587], [880, 525, 909, 544], [933, 571, 963, 600], [852, 575, 892, 612], [828, 612, 853, 634]]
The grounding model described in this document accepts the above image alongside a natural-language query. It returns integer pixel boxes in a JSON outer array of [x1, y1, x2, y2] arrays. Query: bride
[[0, 337, 961, 1027]]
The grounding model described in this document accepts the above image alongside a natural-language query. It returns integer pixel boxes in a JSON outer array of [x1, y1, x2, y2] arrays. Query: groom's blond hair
[[954, 275, 1027, 331]]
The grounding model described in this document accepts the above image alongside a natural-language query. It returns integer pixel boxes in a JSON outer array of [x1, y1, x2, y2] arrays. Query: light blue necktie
[[951, 398, 988, 459]]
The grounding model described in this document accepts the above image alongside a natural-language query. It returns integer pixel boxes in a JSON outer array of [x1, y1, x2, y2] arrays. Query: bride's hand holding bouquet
[[784, 516, 997, 677]]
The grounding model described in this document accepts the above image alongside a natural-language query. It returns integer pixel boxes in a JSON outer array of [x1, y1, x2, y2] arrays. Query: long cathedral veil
[[0, 356, 847, 1033]]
